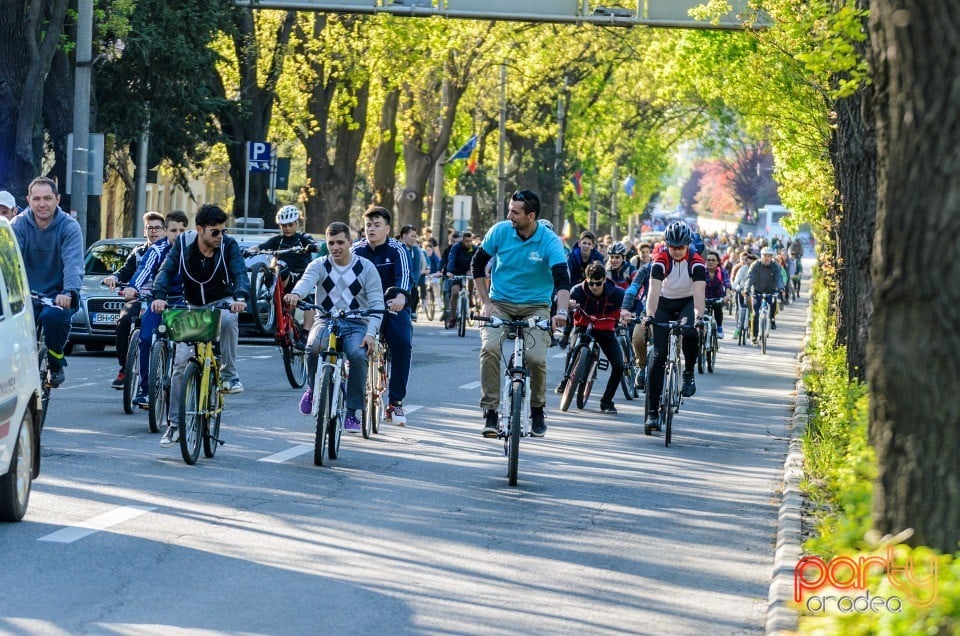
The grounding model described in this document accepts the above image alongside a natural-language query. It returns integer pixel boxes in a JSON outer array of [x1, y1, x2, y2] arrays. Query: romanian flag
[[571, 170, 583, 196], [622, 174, 636, 197], [449, 135, 478, 161], [467, 142, 479, 174]]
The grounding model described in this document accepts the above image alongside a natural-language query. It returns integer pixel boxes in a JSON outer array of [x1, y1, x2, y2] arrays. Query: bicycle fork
[[199, 342, 224, 447]]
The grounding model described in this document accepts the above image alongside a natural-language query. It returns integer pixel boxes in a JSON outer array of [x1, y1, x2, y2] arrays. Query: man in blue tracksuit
[[352, 206, 412, 426]]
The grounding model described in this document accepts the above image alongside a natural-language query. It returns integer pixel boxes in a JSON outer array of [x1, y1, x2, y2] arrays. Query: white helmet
[[275, 205, 301, 225]]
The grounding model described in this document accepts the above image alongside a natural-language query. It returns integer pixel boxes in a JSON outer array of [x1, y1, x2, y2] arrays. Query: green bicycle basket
[[162, 308, 222, 343]]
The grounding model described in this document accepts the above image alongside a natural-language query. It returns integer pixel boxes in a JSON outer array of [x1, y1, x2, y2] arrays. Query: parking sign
[[247, 141, 271, 172]]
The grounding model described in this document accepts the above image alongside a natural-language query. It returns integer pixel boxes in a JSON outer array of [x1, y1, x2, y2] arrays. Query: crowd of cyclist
[[13, 176, 804, 449]]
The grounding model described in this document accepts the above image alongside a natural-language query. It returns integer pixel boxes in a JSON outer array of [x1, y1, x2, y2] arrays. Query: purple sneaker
[[299, 389, 313, 416], [344, 413, 361, 432]]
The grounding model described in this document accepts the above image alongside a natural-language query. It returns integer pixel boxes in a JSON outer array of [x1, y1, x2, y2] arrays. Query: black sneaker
[[558, 335, 569, 349], [47, 360, 65, 388], [482, 409, 499, 438], [600, 401, 618, 414], [555, 379, 567, 395], [530, 406, 547, 437], [682, 372, 696, 397], [645, 412, 660, 435], [771, 319, 777, 330], [636, 368, 646, 392]]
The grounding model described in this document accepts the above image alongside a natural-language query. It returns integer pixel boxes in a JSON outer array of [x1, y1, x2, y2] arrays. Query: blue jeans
[[137, 308, 162, 391], [34, 300, 76, 359], [381, 308, 412, 405], [306, 319, 368, 413]]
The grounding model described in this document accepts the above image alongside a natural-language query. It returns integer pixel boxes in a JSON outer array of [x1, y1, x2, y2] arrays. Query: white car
[[0, 217, 44, 521]]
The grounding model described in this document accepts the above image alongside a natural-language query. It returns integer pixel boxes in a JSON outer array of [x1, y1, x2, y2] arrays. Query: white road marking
[[259, 444, 313, 463], [242, 355, 276, 360], [403, 405, 424, 414], [38, 506, 156, 543], [459, 381, 481, 389]]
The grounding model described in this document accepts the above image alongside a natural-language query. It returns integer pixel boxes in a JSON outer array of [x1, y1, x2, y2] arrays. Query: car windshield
[[85, 243, 134, 275]]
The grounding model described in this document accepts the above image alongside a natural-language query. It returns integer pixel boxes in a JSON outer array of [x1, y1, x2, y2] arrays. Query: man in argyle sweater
[[285, 222, 384, 431]]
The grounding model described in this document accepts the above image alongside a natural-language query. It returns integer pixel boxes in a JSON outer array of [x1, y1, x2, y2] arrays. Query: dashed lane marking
[[38, 506, 156, 543], [459, 381, 481, 389], [259, 444, 313, 463]]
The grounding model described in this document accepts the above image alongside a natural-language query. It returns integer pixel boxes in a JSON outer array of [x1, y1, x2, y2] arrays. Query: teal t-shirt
[[481, 220, 567, 305]]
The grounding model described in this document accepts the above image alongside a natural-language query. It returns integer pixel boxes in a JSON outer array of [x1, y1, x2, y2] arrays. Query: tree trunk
[[868, 1, 960, 552], [0, 0, 69, 194], [215, 8, 295, 223], [372, 84, 400, 214], [830, 3, 876, 382]]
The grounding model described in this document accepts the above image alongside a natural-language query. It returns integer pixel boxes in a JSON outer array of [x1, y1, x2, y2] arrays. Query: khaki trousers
[[479, 301, 551, 411]]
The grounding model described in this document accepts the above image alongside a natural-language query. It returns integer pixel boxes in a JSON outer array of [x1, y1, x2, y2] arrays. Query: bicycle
[[615, 324, 639, 401], [734, 289, 751, 347], [164, 301, 232, 465], [422, 273, 441, 322], [146, 297, 185, 434], [558, 310, 614, 412], [363, 332, 391, 439], [29, 292, 62, 430], [644, 319, 687, 447], [250, 248, 309, 388], [449, 275, 473, 337], [697, 299, 722, 374], [473, 313, 551, 487], [754, 292, 777, 355], [299, 303, 385, 466]]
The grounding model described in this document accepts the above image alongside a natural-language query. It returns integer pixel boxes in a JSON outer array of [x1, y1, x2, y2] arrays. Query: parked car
[[0, 217, 44, 521], [69, 237, 145, 352]]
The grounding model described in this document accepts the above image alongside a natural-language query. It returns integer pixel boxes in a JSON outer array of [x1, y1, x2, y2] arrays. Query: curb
[[765, 301, 815, 635]]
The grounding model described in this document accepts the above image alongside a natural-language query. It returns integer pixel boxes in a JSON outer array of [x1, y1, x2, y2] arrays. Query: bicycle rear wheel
[[123, 328, 141, 414], [281, 321, 307, 388], [250, 264, 277, 335], [314, 367, 333, 466], [203, 375, 222, 458], [147, 341, 168, 433], [507, 381, 523, 486], [178, 361, 203, 465]]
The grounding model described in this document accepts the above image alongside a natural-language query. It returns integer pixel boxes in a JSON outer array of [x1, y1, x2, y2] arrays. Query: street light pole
[[71, 0, 93, 245], [496, 63, 507, 219], [552, 89, 566, 233]]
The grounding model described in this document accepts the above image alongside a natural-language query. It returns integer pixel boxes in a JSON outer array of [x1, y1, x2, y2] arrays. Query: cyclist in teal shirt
[[471, 190, 571, 438]]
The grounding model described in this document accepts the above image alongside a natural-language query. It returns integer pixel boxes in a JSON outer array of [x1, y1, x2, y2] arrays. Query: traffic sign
[[247, 141, 272, 172]]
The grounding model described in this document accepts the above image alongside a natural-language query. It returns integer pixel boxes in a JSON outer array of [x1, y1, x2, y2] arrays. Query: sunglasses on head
[[587, 279, 605, 287], [204, 228, 226, 237]]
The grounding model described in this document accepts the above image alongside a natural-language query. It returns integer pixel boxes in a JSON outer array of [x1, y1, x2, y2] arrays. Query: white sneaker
[[386, 404, 406, 426], [222, 379, 244, 394], [160, 424, 180, 447]]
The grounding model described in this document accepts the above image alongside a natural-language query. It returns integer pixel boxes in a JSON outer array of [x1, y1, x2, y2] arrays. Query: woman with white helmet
[[245, 205, 322, 344]]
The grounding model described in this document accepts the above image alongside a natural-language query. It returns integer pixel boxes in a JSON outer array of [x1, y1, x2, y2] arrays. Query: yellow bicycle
[[163, 306, 227, 465]]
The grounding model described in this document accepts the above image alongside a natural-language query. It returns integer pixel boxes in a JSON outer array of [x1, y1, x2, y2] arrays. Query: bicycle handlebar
[[30, 291, 62, 309], [470, 314, 551, 331], [296, 302, 387, 320]]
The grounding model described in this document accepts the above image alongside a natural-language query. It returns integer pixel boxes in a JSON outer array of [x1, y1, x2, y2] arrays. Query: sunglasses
[[586, 279, 605, 287], [511, 189, 532, 202], [203, 228, 227, 237]]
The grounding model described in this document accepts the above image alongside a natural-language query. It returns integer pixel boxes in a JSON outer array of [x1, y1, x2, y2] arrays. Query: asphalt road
[[0, 286, 807, 635]]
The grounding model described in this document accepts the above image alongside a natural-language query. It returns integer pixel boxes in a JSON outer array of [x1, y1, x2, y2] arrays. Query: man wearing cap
[[747, 247, 784, 341], [0, 191, 19, 220]]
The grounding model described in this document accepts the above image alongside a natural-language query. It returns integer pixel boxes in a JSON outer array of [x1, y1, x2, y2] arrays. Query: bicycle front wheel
[[424, 286, 436, 321], [203, 375, 222, 458], [708, 332, 717, 373], [576, 354, 597, 410], [559, 347, 587, 412], [314, 367, 333, 466], [328, 382, 344, 460], [457, 295, 468, 337], [662, 364, 675, 447], [760, 314, 768, 354], [148, 341, 169, 434], [507, 381, 523, 487], [178, 361, 204, 465], [123, 328, 141, 414]]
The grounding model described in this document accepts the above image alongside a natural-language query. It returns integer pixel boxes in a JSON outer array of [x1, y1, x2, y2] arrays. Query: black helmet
[[608, 241, 628, 256], [664, 222, 692, 247]]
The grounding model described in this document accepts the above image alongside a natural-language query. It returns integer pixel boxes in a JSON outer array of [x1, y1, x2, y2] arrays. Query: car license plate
[[92, 312, 119, 325]]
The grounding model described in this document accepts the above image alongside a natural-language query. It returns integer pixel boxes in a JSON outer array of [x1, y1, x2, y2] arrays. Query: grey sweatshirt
[[11, 207, 84, 296]]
